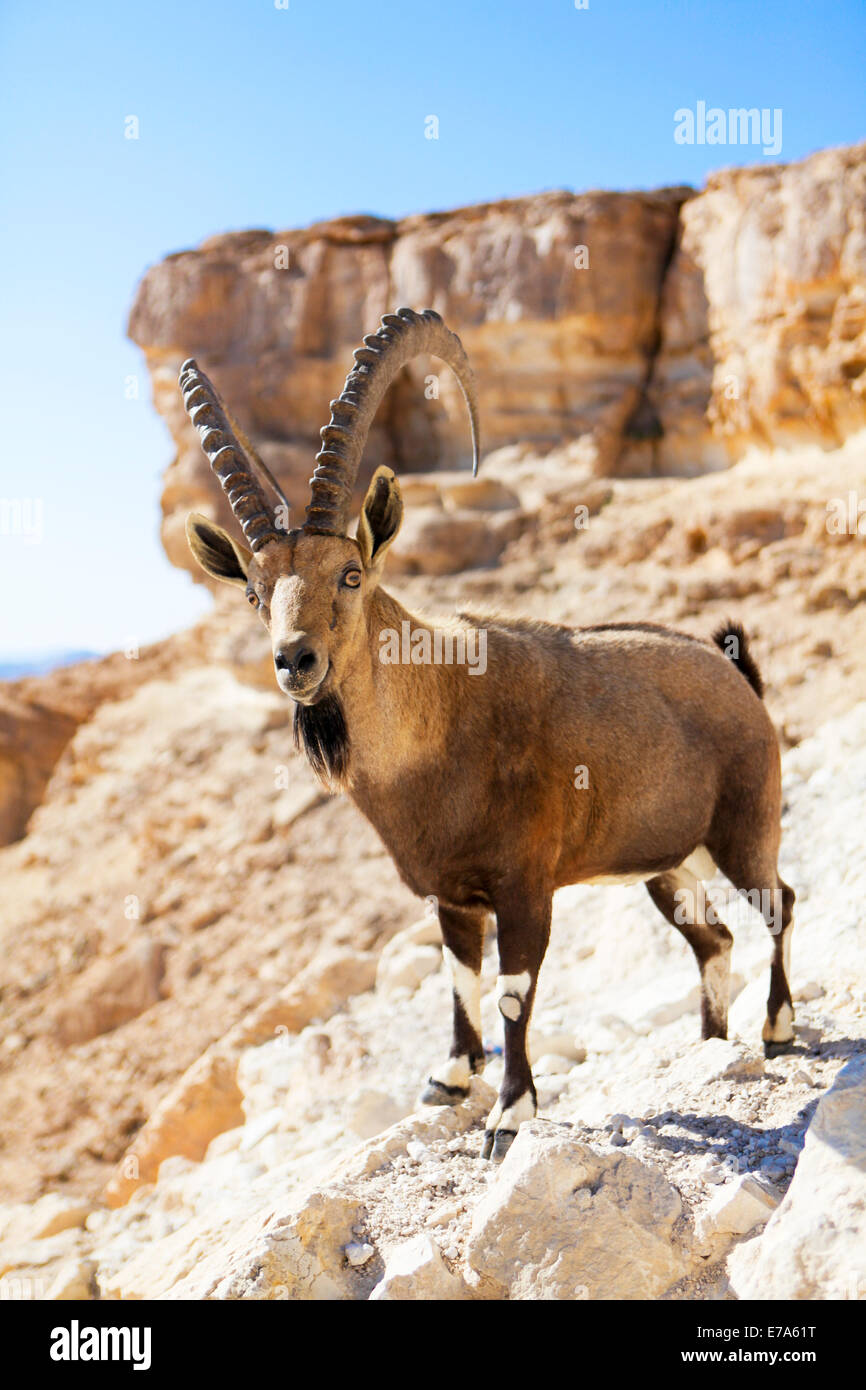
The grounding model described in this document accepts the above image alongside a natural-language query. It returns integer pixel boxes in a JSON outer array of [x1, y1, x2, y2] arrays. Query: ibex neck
[[339, 586, 479, 786]]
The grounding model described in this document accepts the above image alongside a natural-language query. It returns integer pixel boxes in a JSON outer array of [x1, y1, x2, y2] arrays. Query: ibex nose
[[274, 640, 318, 680]]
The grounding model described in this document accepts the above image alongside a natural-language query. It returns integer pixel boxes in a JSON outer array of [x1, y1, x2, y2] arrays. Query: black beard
[[293, 692, 349, 785]]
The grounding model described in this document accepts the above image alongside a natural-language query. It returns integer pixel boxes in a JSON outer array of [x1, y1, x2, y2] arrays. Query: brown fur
[[187, 466, 796, 1157]]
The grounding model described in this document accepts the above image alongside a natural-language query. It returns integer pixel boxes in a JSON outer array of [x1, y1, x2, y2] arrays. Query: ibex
[[180, 307, 795, 1161]]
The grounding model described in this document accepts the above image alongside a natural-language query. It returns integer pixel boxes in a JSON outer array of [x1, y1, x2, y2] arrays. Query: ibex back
[[181, 308, 795, 1161]]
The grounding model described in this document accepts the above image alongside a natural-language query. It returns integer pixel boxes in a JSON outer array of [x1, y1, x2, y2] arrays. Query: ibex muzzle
[[181, 308, 796, 1164]]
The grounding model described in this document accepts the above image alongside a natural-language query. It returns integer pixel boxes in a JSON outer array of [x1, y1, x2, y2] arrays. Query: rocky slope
[[1, 700, 864, 1300]]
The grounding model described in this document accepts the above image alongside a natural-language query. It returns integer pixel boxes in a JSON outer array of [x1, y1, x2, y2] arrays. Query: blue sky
[[1, 0, 864, 657]]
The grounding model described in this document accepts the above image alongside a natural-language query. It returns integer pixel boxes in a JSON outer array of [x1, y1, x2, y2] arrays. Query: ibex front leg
[[421, 904, 487, 1105], [482, 889, 552, 1161]]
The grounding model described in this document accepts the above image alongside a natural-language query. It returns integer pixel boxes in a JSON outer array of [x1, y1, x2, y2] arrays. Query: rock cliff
[[128, 143, 866, 580]]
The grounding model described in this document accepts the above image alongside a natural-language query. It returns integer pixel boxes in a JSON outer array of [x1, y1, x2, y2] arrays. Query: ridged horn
[[304, 307, 480, 535], [179, 360, 286, 552]]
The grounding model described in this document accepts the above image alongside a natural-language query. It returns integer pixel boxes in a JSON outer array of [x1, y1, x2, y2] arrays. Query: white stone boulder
[[466, 1120, 690, 1299], [728, 1054, 866, 1299], [369, 1235, 467, 1300]]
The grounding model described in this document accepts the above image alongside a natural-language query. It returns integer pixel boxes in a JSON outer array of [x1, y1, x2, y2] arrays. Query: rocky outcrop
[[129, 188, 687, 576], [127, 143, 866, 584], [0, 619, 211, 847], [654, 143, 866, 470]]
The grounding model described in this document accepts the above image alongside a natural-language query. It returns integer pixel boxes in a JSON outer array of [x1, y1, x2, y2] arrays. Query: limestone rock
[[50, 939, 166, 1046], [369, 1234, 467, 1300], [348, 1090, 410, 1141], [663, 1038, 765, 1089], [695, 1174, 780, 1248], [728, 1054, 866, 1299], [127, 144, 866, 588], [656, 143, 866, 467], [0, 1194, 91, 1245], [466, 1120, 689, 1299], [232, 947, 377, 1047], [376, 935, 442, 996], [104, 1046, 244, 1207], [128, 189, 688, 582], [102, 1189, 363, 1301]]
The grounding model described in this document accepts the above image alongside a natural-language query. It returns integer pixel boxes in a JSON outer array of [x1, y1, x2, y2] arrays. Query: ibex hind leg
[[647, 860, 733, 1040], [421, 905, 486, 1106], [713, 841, 796, 1056]]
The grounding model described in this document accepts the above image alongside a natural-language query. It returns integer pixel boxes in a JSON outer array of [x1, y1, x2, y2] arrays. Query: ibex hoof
[[420, 1078, 468, 1107], [481, 1128, 517, 1162], [763, 1039, 797, 1059]]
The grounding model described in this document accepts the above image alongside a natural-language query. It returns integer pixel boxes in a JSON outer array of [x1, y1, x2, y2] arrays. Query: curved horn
[[179, 359, 283, 552], [304, 307, 481, 535]]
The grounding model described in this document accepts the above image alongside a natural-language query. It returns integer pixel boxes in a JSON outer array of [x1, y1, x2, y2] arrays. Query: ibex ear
[[356, 467, 403, 573], [185, 513, 251, 587]]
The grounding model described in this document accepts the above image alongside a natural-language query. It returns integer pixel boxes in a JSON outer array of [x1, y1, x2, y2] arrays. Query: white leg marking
[[496, 971, 530, 1021], [763, 921, 795, 1043], [664, 861, 731, 1030], [763, 1000, 794, 1043], [703, 950, 731, 1029], [443, 947, 481, 1037], [782, 927, 792, 981], [430, 1054, 471, 1089], [487, 1092, 536, 1134]]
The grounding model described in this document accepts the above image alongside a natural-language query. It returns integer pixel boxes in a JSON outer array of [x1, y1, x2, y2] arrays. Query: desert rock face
[[654, 143, 866, 470], [3, 142, 866, 1301], [128, 142, 866, 584], [129, 188, 688, 577]]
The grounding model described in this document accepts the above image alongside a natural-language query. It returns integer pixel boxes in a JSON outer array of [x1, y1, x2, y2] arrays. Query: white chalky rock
[[406, 1140, 429, 1161], [239, 1108, 284, 1152], [528, 1030, 587, 1064], [347, 1090, 408, 1141], [727, 976, 772, 1037], [344, 1242, 375, 1267], [533, 1053, 573, 1076], [663, 1038, 765, 1089], [466, 1121, 690, 1299], [794, 981, 824, 1002], [695, 1175, 780, 1246], [376, 942, 442, 995], [729, 1054, 866, 1300], [44, 1258, 96, 1301], [368, 1235, 467, 1300]]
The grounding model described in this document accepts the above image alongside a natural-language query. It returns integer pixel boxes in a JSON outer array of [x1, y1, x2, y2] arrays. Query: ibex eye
[[247, 592, 259, 608], [343, 569, 362, 589]]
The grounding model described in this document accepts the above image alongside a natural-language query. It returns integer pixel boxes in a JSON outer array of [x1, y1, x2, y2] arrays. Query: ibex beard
[[181, 307, 796, 1164]]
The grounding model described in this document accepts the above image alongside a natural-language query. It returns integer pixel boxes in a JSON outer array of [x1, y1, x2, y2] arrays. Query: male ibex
[[180, 307, 795, 1161]]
